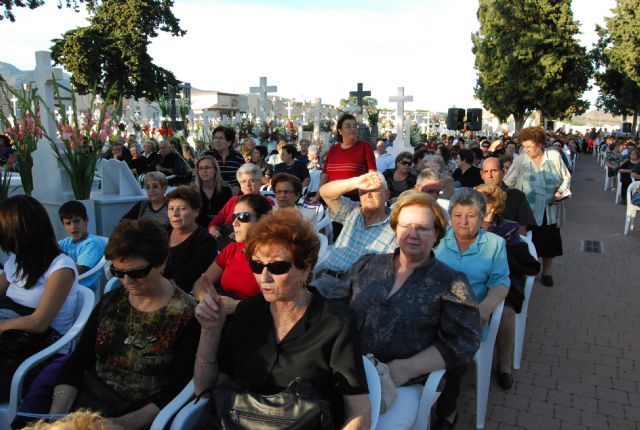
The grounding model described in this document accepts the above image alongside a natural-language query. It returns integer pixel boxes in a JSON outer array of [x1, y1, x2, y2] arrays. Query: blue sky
[[0, 0, 617, 113]]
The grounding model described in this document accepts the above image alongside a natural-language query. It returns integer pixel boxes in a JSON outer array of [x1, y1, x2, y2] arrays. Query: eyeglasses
[[342, 123, 359, 129], [232, 212, 253, 223], [420, 187, 442, 196], [398, 160, 412, 166], [248, 260, 293, 275], [110, 263, 154, 279], [398, 223, 435, 235]]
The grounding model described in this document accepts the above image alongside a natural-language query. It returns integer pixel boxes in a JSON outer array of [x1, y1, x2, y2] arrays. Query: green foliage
[[1, 0, 88, 22], [605, 0, 640, 87], [50, 0, 185, 101], [472, 0, 592, 130]]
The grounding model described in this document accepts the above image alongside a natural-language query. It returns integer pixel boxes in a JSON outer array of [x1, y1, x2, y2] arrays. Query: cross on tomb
[[25, 51, 64, 139], [313, 98, 323, 139], [250, 77, 277, 120], [349, 83, 371, 116], [66, 105, 74, 123], [286, 101, 293, 119], [389, 87, 413, 149]]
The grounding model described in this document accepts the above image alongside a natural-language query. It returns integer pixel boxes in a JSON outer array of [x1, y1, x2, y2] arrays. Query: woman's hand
[[195, 274, 228, 331], [208, 226, 221, 238], [219, 296, 240, 314], [387, 359, 412, 387], [483, 208, 495, 224]]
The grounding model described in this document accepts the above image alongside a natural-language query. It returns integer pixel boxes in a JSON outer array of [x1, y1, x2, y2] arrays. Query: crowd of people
[[3, 116, 640, 430]]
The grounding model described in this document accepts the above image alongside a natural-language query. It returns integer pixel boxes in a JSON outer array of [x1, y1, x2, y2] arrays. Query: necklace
[[123, 305, 158, 347]]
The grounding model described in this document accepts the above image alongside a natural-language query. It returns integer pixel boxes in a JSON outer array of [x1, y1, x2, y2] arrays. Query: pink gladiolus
[[99, 130, 108, 143], [70, 143, 78, 151]]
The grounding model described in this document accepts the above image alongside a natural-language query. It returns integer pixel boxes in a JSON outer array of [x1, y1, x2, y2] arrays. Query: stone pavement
[[454, 153, 640, 429]]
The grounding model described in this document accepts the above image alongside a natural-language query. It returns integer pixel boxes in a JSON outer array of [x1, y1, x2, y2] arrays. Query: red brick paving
[[453, 154, 640, 429]]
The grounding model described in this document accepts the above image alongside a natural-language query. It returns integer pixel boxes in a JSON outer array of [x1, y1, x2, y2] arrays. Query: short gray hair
[[236, 163, 262, 181], [308, 145, 319, 156], [449, 187, 487, 218], [423, 154, 445, 173], [417, 168, 441, 183]]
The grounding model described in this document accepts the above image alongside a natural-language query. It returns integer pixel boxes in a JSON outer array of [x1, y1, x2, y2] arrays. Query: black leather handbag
[[196, 378, 334, 430]]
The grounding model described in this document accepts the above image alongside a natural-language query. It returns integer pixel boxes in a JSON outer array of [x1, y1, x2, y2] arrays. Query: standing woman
[[194, 156, 233, 229], [0, 195, 78, 401], [504, 126, 571, 287], [319, 114, 376, 201], [205, 126, 245, 195]]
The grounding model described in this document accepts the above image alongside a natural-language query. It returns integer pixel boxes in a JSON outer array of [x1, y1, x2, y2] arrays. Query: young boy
[[58, 200, 106, 288]]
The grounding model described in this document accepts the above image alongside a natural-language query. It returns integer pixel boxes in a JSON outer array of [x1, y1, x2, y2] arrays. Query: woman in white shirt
[[0, 195, 78, 401]]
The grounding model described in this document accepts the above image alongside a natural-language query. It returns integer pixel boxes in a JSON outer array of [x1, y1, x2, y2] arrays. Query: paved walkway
[[455, 153, 640, 429]]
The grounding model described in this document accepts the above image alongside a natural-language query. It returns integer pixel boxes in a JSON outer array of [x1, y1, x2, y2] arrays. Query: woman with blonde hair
[[194, 155, 233, 229]]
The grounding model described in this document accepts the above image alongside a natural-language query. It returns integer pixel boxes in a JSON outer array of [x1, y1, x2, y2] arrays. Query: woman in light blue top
[[432, 187, 510, 429], [503, 126, 571, 287]]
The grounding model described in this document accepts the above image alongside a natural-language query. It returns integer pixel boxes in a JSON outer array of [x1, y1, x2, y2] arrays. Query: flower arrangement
[[260, 119, 287, 143], [0, 83, 44, 195], [44, 81, 121, 200], [365, 106, 380, 128], [319, 118, 335, 133], [236, 116, 262, 140]]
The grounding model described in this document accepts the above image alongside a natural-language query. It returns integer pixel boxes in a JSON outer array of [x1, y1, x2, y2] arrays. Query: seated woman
[[0, 196, 78, 401], [164, 186, 218, 293], [194, 209, 371, 429], [192, 194, 272, 307], [121, 172, 170, 226], [49, 218, 199, 429], [618, 148, 639, 204], [194, 155, 233, 229], [433, 187, 510, 429], [424, 154, 455, 199], [250, 145, 273, 185], [475, 184, 539, 390], [382, 151, 417, 201], [126, 143, 147, 176], [346, 190, 481, 430], [207, 163, 273, 240]]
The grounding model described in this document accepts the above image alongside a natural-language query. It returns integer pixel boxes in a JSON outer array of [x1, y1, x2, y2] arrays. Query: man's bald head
[[480, 157, 503, 186]]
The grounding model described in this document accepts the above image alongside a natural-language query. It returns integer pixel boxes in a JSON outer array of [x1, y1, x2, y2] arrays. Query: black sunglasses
[[248, 260, 293, 275], [398, 160, 412, 166], [232, 212, 253, 223], [110, 263, 154, 279]]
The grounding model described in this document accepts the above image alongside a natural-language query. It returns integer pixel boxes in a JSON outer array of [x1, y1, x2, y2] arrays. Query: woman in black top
[[452, 148, 483, 188], [194, 209, 371, 429], [164, 187, 217, 293], [382, 151, 417, 201], [194, 155, 232, 229], [205, 126, 245, 195]]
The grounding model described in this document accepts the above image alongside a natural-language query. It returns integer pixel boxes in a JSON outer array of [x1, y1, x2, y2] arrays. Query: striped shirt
[[205, 149, 245, 187]]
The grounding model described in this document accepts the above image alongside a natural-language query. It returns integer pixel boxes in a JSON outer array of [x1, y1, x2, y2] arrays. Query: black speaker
[[466, 108, 482, 131], [545, 120, 555, 132], [447, 108, 465, 130], [622, 122, 632, 133]]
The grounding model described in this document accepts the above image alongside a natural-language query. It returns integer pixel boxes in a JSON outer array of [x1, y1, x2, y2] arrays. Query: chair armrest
[[150, 379, 195, 430]]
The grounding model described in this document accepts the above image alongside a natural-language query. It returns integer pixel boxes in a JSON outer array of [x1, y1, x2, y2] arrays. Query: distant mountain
[[0, 61, 27, 87]]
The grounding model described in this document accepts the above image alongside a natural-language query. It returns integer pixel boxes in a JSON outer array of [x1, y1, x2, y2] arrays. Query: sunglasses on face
[[248, 260, 293, 275], [232, 212, 253, 223], [398, 160, 412, 166], [110, 263, 154, 279]]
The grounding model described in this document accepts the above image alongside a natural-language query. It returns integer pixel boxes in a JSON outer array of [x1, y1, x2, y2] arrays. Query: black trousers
[[435, 364, 466, 419]]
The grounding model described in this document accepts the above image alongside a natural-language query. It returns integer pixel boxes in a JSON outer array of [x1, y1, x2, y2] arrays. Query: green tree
[[472, 0, 592, 131], [51, 0, 185, 101], [2, 0, 84, 22], [592, 24, 640, 129], [605, 0, 640, 87]]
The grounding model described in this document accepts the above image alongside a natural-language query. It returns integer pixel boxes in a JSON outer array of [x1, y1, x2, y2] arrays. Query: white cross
[[302, 111, 307, 123], [313, 98, 322, 140], [249, 77, 277, 120], [27, 51, 63, 139], [389, 87, 413, 148], [10, 95, 18, 116], [66, 105, 74, 123], [286, 101, 293, 119]]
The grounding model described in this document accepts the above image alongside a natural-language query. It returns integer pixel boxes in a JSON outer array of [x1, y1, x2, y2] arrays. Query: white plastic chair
[[315, 205, 334, 243], [473, 299, 505, 429], [0, 286, 95, 429], [150, 379, 195, 430], [513, 235, 538, 370], [571, 153, 577, 173], [77, 236, 109, 302], [624, 181, 640, 235], [104, 277, 122, 294], [259, 184, 275, 199], [614, 171, 622, 204], [603, 165, 611, 191], [362, 357, 381, 430], [317, 233, 329, 268], [170, 395, 207, 430], [410, 369, 446, 430]]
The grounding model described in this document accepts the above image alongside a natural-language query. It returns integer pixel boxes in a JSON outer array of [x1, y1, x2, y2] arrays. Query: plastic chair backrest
[[0, 286, 95, 429], [362, 357, 381, 430]]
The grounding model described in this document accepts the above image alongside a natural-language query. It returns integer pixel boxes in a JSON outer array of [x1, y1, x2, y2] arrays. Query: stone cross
[[349, 83, 371, 116], [202, 110, 210, 145], [26, 51, 64, 139], [66, 105, 74, 123], [250, 76, 277, 120], [313, 98, 323, 140], [286, 101, 293, 119], [10, 95, 18, 116], [389, 87, 413, 149]]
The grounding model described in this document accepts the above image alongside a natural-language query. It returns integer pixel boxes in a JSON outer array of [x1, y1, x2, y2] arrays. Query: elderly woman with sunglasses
[[192, 194, 272, 311], [50, 219, 199, 430], [382, 151, 417, 201], [194, 209, 371, 429]]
